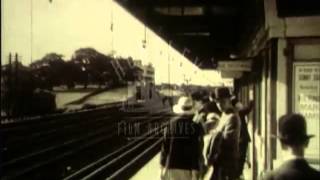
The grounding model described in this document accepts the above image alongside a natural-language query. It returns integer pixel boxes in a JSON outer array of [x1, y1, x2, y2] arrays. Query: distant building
[[132, 60, 154, 85], [142, 63, 155, 85], [131, 61, 155, 101]]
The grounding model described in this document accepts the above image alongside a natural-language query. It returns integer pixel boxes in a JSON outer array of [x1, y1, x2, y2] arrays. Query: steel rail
[[1, 112, 171, 179]]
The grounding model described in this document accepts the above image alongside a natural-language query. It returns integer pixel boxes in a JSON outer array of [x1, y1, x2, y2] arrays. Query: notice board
[[293, 62, 320, 161]]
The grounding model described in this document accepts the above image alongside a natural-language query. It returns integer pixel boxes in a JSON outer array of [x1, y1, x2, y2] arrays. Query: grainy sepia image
[[1, 0, 320, 180]]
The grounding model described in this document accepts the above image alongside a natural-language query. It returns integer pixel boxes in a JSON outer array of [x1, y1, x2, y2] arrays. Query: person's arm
[[240, 100, 254, 116]]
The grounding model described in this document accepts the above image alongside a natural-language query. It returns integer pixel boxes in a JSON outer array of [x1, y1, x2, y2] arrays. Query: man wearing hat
[[207, 87, 241, 180], [201, 91, 222, 138], [264, 113, 320, 180], [191, 91, 222, 180], [160, 96, 203, 180], [202, 91, 222, 117]]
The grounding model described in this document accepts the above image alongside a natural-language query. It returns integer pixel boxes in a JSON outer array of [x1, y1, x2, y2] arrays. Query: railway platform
[[132, 152, 252, 180]]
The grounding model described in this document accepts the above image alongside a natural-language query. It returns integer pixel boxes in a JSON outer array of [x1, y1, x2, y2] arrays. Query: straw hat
[[173, 96, 194, 114]]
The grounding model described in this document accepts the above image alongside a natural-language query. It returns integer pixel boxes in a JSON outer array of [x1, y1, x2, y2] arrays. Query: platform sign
[[293, 62, 320, 161], [218, 60, 252, 71], [220, 71, 243, 78]]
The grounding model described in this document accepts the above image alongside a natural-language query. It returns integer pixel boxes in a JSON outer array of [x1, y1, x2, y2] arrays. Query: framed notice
[[293, 62, 320, 161], [217, 60, 252, 71]]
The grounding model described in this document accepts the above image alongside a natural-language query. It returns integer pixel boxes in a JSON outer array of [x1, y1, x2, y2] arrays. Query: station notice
[[293, 62, 320, 159], [217, 60, 252, 71]]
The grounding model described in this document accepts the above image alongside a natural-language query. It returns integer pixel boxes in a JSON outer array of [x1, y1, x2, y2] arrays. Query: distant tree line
[[29, 48, 141, 90], [1, 48, 142, 117]]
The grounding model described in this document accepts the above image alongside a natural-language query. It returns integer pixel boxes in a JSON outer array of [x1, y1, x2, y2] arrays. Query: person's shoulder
[[310, 169, 320, 179], [306, 163, 320, 179], [262, 163, 289, 180], [169, 115, 182, 125], [180, 114, 194, 120], [264, 159, 320, 180], [263, 170, 275, 180], [295, 159, 320, 177], [173, 114, 194, 125]]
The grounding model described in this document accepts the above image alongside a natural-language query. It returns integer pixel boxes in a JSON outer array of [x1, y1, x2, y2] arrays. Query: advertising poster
[[293, 62, 320, 160]]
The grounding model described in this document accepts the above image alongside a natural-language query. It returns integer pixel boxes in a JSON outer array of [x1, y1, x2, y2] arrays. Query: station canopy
[[115, 0, 265, 69]]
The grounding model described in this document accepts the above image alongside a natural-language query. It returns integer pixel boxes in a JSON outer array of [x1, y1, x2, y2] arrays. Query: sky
[[1, 0, 232, 86]]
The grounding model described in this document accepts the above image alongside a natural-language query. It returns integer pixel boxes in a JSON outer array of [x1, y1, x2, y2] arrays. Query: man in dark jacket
[[160, 96, 203, 180], [231, 97, 254, 178], [264, 114, 320, 180], [207, 87, 241, 180]]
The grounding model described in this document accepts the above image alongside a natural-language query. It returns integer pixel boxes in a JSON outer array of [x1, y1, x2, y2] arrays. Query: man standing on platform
[[207, 87, 241, 180], [231, 97, 254, 179], [264, 114, 320, 180], [160, 96, 203, 180]]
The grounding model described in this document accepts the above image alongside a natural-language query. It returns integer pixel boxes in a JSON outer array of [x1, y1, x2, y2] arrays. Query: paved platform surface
[[131, 153, 252, 180], [130, 153, 162, 180]]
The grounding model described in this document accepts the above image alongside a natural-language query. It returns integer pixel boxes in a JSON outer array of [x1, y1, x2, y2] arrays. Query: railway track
[[0, 103, 173, 180], [63, 119, 169, 180]]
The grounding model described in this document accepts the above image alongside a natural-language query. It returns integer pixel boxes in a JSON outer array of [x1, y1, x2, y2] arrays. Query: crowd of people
[[159, 87, 320, 180]]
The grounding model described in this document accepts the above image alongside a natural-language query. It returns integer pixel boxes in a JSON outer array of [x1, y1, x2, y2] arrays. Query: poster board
[[293, 62, 320, 161]]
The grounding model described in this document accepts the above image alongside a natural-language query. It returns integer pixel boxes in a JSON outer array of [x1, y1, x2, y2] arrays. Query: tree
[[71, 48, 120, 88], [1, 61, 56, 117], [30, 53, 66, 90], [63, 61, 83, 89]]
